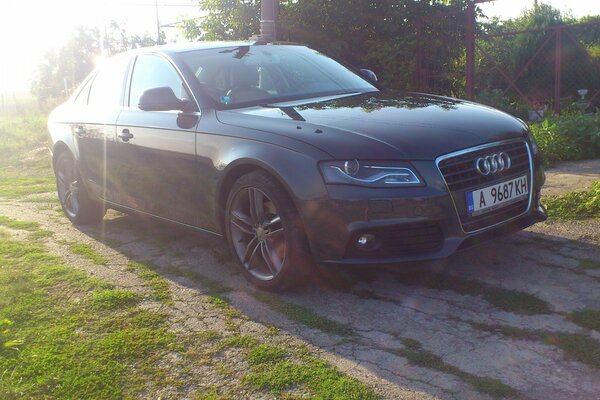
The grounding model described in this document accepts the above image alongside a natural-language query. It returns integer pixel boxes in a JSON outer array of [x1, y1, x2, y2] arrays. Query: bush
[[543, 180, 600, 219], [530, 113, 600, 165]]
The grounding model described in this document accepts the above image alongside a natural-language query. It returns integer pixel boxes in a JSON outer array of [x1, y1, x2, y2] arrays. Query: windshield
[[180, 45, 378, 108]]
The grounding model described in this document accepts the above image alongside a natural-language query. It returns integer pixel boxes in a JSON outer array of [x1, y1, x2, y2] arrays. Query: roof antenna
[[251, 0, 279, 43]]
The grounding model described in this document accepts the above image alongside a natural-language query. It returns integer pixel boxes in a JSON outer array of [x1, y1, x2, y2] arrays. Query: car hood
[[215, 91, 528, 160]]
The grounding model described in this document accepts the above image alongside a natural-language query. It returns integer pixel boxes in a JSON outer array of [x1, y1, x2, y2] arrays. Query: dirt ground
[[1, 160, 599, 400]]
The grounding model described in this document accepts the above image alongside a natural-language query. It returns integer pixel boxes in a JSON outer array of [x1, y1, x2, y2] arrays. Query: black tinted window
[[88, 56, 130, 107], [129, 55, 189, 108]]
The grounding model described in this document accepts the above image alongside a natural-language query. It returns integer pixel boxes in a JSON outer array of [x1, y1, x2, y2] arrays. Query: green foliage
[[0, 216, 40, 231], [397, 271, 552, 315], [0, 319, 25, 354], [31, 23, 159, 106], [90, 289, 140, 310], [69, 243, 108, 265], [244, 356, 379, 399], [247, 344, 288, 365], [183, 0, 470, 90], [473, 323, 600, 370], [0, 114, 55, 199], [0, 233, 177, 398], [251, 291, 353, 336], [477, 3, 600, 114], [181, 0, 260, 41], [398, 338, 517, 398], [543, 181, 600, 219], [126, 261, 173, 304], [530, 114, 600, 165], [568, 309, 600, 332]]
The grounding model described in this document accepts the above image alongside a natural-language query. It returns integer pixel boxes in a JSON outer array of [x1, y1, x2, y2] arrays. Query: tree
[[477, 3, 600, 112], [31, 22, 159, 106], [181, 0, 469, 89]]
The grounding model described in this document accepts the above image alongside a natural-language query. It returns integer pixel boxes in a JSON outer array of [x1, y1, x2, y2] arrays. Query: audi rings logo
[[475, 152, 511, 176]]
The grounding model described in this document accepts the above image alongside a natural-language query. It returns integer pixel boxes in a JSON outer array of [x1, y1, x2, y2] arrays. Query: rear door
[[112, 53, 201, 225], [75, 56, 131, 202]]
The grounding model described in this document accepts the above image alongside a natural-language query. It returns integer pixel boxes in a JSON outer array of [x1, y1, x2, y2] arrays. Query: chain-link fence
[[414, 1, 600, 120]]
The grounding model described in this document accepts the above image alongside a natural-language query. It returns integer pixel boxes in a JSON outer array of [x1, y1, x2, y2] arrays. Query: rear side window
[[73, 77, 93, 105], [128, 54, 190, 108], [88, 56, 131, 107]]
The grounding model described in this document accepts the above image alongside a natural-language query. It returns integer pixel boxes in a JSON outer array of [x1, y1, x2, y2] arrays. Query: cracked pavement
[[1, 159, 599, 399]]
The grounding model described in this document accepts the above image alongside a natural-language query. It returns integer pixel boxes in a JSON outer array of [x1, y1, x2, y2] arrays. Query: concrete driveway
[[0, 160, 598, 399]]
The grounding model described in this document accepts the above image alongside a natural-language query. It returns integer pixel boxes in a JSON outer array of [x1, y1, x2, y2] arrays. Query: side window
[[88, 57, 130, 107], [129, 55, 190, 109]]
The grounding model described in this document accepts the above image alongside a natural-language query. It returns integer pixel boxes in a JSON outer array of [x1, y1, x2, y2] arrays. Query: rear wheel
[[55, 151, 105, 224], [225, 171, 311, 290]]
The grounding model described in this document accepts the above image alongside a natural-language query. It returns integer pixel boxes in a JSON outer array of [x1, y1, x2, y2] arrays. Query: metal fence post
[[554, 27, 562, 114], [466, 2, 476, 100]]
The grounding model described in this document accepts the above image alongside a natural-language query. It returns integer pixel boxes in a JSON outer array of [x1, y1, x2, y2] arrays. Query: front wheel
[[55, 151, 105, 224], [225, 171, 311, 290]]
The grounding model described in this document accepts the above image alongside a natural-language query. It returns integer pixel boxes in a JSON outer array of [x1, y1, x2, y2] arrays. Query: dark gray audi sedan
[[48, 41, 547, 290]]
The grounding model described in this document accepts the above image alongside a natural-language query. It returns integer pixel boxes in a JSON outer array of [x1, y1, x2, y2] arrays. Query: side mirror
[[138, 87, 194, 112], [360, 68, 378, 82]]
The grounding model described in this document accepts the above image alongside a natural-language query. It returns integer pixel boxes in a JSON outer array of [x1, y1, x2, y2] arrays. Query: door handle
[[118, 129, 134, 142], [75, 126, 86, 137]]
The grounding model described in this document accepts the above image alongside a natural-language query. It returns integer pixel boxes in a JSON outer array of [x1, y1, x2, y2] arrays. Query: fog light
[[355, 233, 379, 251]]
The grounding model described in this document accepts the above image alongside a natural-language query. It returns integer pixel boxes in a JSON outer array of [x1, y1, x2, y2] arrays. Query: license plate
[[466, 175, 528, 216]]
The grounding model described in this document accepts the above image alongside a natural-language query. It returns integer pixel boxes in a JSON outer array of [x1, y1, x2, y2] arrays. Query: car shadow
[[77, 210, 600, 400]]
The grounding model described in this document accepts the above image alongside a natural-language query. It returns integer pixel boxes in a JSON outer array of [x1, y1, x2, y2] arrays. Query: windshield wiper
[[260, 104, 305, 122]]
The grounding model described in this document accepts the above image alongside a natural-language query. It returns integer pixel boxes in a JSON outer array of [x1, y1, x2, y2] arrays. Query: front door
[[112, 54, 201, 225]]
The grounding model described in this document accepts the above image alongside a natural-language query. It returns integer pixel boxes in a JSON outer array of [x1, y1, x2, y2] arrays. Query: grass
[[473, 323, 600, 369], [126, 261, 173, 305], [250, 291, 353, 337], [91, 289, 140, 310], [0, 215, 40, 231], [576, 259, 600, 270], [69, 243, 108, 265], [397, 338, 517, 398], [0, 231, 180, 398], [567, 309, 600, 332], [543, 180, 600, 220], [244, 355, 378, 399], [0, 114, 55, 199], [397, 271, 552, 315], [247, 344, 288, 365]]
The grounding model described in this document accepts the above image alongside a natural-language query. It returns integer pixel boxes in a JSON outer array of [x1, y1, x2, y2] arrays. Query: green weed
[[69, 243, 108, 265], [0, 234, 178, 399], [90, 289, 140, 310], [398, 338, 517, 398], [250, 291, 353, 337], [543, 181, 600, 220], [397, 272, 552, 315], [126, 261, 172, 305]]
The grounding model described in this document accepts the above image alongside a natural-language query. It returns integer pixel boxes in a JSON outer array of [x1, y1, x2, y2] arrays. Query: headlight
[[319, 160, 422, 187]]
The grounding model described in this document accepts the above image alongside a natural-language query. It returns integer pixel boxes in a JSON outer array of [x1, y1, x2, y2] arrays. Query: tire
[[55, 151, 105, 225], [225, 171, 311, 291]]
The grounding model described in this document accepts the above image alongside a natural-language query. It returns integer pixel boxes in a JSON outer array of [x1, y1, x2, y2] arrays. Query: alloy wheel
[[56, 155, 80, 219], [229, 187, 286, 281]]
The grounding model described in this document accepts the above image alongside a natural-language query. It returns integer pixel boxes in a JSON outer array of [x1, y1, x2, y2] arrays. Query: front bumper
[[298, 142, 546, 265]]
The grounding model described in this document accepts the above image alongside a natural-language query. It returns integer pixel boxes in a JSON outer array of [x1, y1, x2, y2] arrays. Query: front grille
[[346, 221, 443, 259], [439, 141, 530, 191], [438, 140, 532, 232]]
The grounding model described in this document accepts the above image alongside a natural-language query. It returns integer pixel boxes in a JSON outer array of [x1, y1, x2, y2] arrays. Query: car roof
[[124, 41, 304, 57]]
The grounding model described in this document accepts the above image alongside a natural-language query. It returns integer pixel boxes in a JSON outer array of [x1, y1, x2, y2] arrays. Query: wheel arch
[[52, 141, 72, 171], [215, 158, 302, 235]]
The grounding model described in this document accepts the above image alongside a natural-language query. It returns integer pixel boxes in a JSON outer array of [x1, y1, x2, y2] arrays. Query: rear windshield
[[180, 45, 378, 108]]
